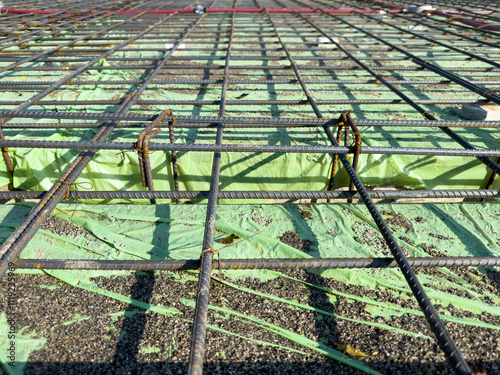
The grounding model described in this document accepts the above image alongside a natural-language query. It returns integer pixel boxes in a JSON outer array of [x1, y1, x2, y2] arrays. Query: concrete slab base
[[460, 103, 500, 121]]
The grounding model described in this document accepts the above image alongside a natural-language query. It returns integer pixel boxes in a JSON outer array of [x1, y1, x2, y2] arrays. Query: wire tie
[[446, 16, 465, 22], [57, 179, 93, 221], [201, 247, 223, 281]]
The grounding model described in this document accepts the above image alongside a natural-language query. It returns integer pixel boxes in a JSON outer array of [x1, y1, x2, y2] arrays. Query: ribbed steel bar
[[4, 110, 500, 129], [0, 63, 495, 73], [0, 189, 498, 200], [136, 112, 169, 203], [14, 256, 500, 271], [4, 54, 500, 63], [189, 5, 234, 375], [168, 111, 180, 204], [327, 121, 343, 200], [7, 46, 497, 55], [8, 62, 500, 71], [266, 8, 472, 375], [346, 113, 361, 201], [2, 139, 500, 158], [1, 79, 500, 87], [3, 119, 500, 129], [2, 99, 497, 106], [6, 38, 479, 48]]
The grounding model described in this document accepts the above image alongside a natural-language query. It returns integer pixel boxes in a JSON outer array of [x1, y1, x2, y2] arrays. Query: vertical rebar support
[[168, 109, 180, 204], [136, 109, 170, 204], [143, 128, 161, 204], [346, 113, 361, 203], [326, 115, 343, 203], [0, 119, 14, 177]]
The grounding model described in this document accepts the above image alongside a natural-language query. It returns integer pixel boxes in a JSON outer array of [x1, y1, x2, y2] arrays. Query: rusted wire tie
[[57, 179, 94, 198], [135, 133, 160, 159], [57, 179, 94, 220], [0, 118, 13, 175], [445, 16, 467, 22], [421, 110, 436, 119], [351, 132, 362, 153], [477, 24, 494, 29], [200, 247, 223, 281]]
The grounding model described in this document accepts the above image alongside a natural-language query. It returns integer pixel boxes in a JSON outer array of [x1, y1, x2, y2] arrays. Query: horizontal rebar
[[0, 189, 498, 200], [14, 256, 500, 271], [2, 111, 500, 128], [3, 120, 500, 129], [0, 99, 493, 106], [3, 79, 499, 87], [0, 139, 499, 157], [8, 63, 500, 71]]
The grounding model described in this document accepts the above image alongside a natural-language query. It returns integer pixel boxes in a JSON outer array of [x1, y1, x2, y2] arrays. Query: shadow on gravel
[[111, 270, 156, 369], [24, 359, 496, 374], [111, 203, 173, 366], [283, 204, 340, 347], [486, 268, 500, 292]]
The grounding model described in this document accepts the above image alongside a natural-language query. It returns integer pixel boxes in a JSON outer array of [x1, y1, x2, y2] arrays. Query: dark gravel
[[40, 216, 88, 239], [278, 231, 316, 253]]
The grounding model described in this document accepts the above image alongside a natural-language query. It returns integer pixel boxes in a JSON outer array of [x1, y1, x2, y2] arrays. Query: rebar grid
[[1, 1, 500, 374]]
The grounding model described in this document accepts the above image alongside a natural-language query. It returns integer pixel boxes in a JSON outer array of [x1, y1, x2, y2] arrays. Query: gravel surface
[[40, 216, 88, 239], [1, 268, 499, 375], [278, 231, 316, 253], [1, 214, 499, 374]]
